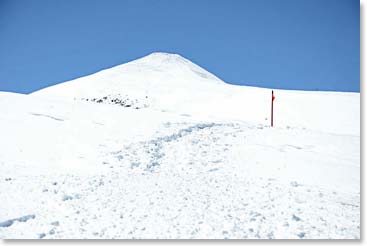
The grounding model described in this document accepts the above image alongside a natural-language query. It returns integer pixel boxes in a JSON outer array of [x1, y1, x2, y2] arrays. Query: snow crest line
[[30, 112, 64, 121]]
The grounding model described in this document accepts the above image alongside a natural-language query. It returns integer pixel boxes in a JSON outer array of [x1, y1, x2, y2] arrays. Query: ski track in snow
[[0, 121, 359, 239]]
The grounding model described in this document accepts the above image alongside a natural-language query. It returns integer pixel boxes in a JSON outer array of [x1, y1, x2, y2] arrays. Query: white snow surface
[[0, 52, 360, 239]]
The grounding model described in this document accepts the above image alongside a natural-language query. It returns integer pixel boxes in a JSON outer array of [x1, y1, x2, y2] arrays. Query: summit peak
[[148, 52, 182, 57], [136, 52, 190, 65], [32, 51, 225, 98]]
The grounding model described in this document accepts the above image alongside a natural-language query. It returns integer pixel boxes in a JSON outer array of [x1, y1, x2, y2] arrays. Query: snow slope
[[0, 52, 360, 239], [33, 52, 359, 135]]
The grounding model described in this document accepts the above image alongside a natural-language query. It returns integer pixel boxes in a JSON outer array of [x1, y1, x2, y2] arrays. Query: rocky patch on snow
[[79, 94, 149, 109]]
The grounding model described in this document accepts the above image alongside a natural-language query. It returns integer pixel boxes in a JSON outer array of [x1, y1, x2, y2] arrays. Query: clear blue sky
[[0, 0, 360, 93]]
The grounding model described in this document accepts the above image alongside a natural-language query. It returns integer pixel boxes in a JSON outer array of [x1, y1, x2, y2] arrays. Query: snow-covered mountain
[[32, 52, 226, 110], [32, 52, 359, 135], [0, 52, 360, 239]]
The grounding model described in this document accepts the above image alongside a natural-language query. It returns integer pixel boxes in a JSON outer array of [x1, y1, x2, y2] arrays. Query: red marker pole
[[271, 90, 275, 127]]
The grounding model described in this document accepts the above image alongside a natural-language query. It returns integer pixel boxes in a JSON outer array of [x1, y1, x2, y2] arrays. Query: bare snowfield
[[0, 53, 360, 239]]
